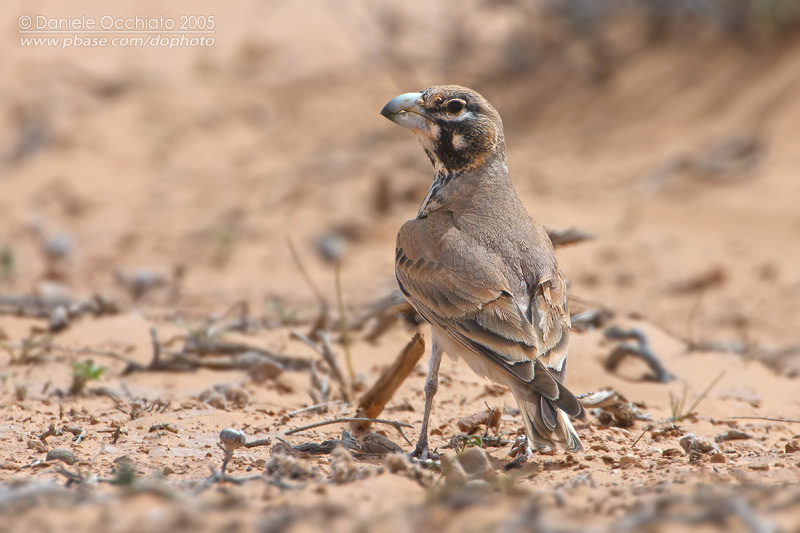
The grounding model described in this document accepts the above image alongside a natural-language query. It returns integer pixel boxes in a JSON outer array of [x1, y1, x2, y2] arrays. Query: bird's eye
[[445, 99, 466, 114]]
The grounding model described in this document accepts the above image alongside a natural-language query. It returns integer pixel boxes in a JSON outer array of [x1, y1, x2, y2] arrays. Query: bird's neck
[[417, 163, 458, 218], [417, 150, 512, 218]]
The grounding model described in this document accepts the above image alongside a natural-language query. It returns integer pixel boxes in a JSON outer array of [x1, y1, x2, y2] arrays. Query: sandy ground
[[1, 1, 799, 531]]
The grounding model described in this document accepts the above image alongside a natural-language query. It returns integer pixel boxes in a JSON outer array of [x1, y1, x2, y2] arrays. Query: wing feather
[[396, 218, 584, 419]]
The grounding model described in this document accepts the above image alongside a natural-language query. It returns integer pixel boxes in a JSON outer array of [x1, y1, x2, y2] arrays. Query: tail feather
[[515, 391, 583, 452], [539, 395, 557, 431]]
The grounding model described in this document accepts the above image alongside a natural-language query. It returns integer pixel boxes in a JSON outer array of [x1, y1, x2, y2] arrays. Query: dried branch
[[352, 333, 425, 432], [546, 227, 594, 248], [723, 416, 800, 424], [291, 330, 350, 401], [604, 326, 674, 382], [319, 331, 351, 401], [287, 237, 327, 308], [281, 430, 359, 455], [0, 294, 118, 332], [287, 400, 344, 417], [570, 308, 614, 332], [334, 262, 355, 388], [243, 438, 272, 449], [285, 417, 413, 444], [182, 337, 311, 370], [349, 290, 422, 342]]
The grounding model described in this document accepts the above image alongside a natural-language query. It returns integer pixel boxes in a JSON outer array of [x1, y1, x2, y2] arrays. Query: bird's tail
[[513, 390, 583, 452]]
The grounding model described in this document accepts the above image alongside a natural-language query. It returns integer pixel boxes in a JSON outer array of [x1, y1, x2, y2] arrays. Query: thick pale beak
[[380, 92, 431, 137]]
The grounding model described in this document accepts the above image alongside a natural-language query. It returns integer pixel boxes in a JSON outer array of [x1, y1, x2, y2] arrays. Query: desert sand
[[1, 1, 799, 532]]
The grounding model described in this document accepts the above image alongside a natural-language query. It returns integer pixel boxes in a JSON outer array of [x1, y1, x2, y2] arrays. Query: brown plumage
[[381, 85, 585, 458]]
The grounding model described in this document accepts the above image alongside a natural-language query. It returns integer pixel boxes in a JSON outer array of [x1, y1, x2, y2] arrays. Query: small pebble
[[457, 447, 492, 480], [219, 428, 246, 452], [360, 433, 403, 456], [710, 453, 727, 464], [46, 448, 76, 465]]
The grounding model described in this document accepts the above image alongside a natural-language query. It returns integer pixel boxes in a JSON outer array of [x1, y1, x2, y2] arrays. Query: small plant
[[669, 371, 725, 422], [267, 298, 301, 325], [0, 245, 14, 282], [14, 384, 27, 401], [334, 261, 355, 391], [205, 211, 244, 267], [113, 397, 170, 421], [1, 333, 53, 365], [448, 434, 485, 452], [110, 459, 136, 486], [69, 359, 107, 395]]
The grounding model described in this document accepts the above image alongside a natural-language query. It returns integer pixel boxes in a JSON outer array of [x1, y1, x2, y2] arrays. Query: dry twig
[[352, 333, 425, 432], [291, 330, 350, 401], [334, 262, 356, 392], [285, 417, 413, 444], [723, 416, 800, 424], [604, 326, 674, 382], [546, 227, 594, 248], [0, 294, 117, 332], [287, 400, 344, 417]]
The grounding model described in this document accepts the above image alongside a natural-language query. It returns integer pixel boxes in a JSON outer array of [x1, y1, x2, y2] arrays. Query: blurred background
[[2, 0, 799, 362], [1, 0, 800, 531]]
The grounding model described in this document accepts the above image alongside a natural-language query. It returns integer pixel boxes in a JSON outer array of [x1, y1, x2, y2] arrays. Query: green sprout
[[69, 359, 107, 395], [0, 245, 14, 281]]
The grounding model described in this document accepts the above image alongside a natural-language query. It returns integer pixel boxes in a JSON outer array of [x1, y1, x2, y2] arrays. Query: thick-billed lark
[[381, 85, 585, 459]]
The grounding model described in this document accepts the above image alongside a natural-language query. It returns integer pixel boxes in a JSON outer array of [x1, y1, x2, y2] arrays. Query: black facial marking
[[432, 123, 473, 171], [417, 91, 498, 172], [413, 87, 503, 217]]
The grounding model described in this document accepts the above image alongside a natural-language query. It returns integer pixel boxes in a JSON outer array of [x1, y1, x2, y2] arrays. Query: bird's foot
[[509, 435, 534, 459], [504, 435, 557, 470], [504, 435, 533, 470], [409, 439, 440, 462]]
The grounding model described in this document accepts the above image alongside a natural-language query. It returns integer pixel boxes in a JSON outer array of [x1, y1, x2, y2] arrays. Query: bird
[[380, 85, 585, 460]]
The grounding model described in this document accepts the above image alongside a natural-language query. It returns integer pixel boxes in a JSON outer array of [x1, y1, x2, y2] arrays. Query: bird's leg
[[504, 434, 534, 470], [410, 340, 442, 461]]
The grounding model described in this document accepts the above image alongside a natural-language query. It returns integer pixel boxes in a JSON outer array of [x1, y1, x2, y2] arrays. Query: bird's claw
[[504, 435, 533, 470], [409, 440, 440, 462], [509, 434, 533, 458]]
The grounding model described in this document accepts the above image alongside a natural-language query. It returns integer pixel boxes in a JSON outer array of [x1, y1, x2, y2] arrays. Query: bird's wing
[[396, 217, 582, 418], [529, 273, 571, 380]]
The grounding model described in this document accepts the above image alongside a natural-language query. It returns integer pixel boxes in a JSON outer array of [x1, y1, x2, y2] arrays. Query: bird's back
[[402, 163, 559, 309]]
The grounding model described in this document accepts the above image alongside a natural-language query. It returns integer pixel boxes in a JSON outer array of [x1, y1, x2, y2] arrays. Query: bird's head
[[380, 85, 504, 173]]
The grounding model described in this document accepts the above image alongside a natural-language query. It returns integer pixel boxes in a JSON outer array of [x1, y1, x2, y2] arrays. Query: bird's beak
[[380, 92, 432, 137]]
